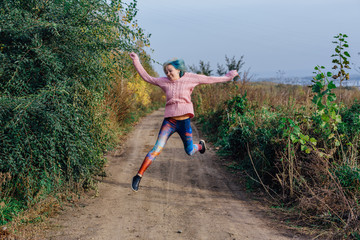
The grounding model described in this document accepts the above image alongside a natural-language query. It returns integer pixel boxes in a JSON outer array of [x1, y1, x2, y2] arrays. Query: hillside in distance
[[255, 74, 360, 87]]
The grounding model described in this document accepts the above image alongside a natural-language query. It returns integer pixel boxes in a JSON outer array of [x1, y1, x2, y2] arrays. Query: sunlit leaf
[[310, 138, 317, 145]]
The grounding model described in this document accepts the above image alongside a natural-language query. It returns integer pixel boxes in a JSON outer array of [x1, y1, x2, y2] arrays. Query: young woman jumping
[[129, 52, 239, 192]]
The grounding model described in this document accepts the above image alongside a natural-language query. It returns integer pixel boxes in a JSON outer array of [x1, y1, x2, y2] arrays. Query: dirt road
[[45, 108, 303, 240]]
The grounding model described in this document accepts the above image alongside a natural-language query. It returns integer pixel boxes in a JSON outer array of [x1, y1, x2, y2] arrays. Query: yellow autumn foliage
[[127, 75, 151, 107]]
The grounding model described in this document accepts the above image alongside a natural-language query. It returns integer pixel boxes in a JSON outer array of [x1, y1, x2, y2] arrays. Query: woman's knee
[[185, 146, 195, 156], [146, 146, 163, 160]]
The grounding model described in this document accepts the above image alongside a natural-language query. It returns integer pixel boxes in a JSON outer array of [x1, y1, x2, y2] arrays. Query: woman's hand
[[129, 52, 139, 61], [226, 70, 239, 78]]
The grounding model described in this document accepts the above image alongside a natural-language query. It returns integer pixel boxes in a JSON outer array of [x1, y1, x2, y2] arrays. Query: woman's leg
[[137, 118, 176, 176], [176, 119, 202, 156]]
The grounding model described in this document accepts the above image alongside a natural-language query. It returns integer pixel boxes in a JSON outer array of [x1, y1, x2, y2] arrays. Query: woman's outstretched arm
[[129, 52, 160, 85], [193, 70, 239, 84]]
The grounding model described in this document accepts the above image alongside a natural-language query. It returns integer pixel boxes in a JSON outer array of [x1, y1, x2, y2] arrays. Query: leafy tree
[[190, 55, 246, 79], [216, 63, 226, 76], [189, 60, 213, 76], [217, 55, 244, 81], [225, 55, 245, 72]]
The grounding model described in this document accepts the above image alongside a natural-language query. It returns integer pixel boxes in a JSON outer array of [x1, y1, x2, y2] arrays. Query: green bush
[[0, 0, 150, 223], [340, 101, 360, 136], [334, 164, 360, 193], [0, 198, 24, 226]]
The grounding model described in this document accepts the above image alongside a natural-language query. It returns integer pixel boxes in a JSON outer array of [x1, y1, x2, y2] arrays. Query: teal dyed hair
[[163, 58, 187, 77]]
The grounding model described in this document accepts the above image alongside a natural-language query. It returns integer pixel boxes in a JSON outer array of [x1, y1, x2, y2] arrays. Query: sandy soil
[[44, 108, 305, 240]]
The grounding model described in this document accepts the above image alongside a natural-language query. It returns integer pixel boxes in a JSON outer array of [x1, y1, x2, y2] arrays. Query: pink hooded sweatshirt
[[130, 53, 238, 118]]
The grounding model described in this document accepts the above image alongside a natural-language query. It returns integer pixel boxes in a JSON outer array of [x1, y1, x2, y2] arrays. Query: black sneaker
[[131, 175, 142, 192], [199, 140, 206, 154]]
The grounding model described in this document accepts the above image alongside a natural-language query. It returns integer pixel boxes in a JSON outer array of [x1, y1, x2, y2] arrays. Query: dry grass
[[193, 80, 360, 239], [194, 80, 360, 114]]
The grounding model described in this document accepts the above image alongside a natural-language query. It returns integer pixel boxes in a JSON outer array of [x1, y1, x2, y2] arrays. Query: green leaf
[[328, 81, 336, 90], [316, 103, 325, 111], [304, 135, 310, 141], [290, 134, 298, 142], [344, 51, 350, 57], [322, 89, 329, 95], [293, 126, 301, 135], [327, 72, 332, 77], [330, 110, 337, 119], [312, 95, 320, 105], [327, 94, 336, 102], [310, 138, 317, 145], [288, 119, 295, 126], [335, 115, 342, 123], [316, 74, 323, 80], [301, 145, 307, 151], [321, 114, 330, 122]]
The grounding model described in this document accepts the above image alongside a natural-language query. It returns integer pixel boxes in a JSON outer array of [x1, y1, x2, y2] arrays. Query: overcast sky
[[132, 0, 360, 78]]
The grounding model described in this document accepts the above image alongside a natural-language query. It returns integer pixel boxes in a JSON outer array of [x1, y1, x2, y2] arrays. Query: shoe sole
[[200, 140, 206, 154]]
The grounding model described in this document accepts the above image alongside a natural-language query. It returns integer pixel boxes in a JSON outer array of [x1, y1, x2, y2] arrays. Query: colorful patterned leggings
[[137, 118, 202, 176]]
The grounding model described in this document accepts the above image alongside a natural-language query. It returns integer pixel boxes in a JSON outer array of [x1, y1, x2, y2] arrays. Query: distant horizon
[[255, 72, 360, 79], [148, 47, 360, 79], [252, 73, 360, 88], [150, 61, 360, 80]]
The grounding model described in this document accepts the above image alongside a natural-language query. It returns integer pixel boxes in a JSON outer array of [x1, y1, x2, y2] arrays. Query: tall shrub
[[0, 0, 150, 223]]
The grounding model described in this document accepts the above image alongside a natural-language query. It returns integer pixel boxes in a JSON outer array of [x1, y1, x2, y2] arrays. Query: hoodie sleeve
[[193, 70, 239, 84], [130, 52, 160, 85]]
